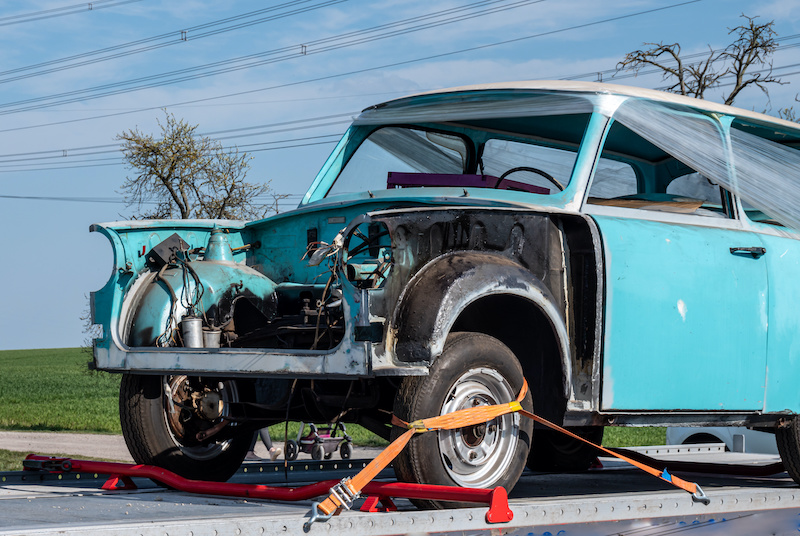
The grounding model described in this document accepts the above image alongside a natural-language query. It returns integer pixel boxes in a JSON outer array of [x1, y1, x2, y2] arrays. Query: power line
[[0, 194, 129, 203], [0, 193, 304, 204], [0, 0, 708, 174], [0, 133, 343, 171], [11, 58, 800, 173], [0, 140, 340, 173], [0, 0, 703, 134], [0, 113, 354, 163], [15, 1, 797, 176], [0, 0, 349, 84], [0, 0, 144, 27], [561, 34, 800, 82], [0, 161, 122, 173], [0, 0, 542, 115]]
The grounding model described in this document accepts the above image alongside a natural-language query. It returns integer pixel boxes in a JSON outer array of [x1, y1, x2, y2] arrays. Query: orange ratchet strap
[[307, 378, 709, 526], [516, 408, 709, 505]]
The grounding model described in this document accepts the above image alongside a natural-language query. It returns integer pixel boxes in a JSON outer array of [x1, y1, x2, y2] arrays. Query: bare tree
[[777, 106, 798, 122], [118, 111, 287, 220], [618, 15, 782, 106]]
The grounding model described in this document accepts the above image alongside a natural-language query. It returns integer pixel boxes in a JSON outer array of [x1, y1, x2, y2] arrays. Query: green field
[[0, 348, 121, 433], [0, 348, 664, 471]]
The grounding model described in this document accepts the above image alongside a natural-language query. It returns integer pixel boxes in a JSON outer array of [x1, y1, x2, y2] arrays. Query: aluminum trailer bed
[[2, 445, 799, 536]]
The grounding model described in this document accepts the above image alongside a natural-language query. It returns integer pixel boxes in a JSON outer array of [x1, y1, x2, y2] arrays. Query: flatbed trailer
[[2, 445, 800, 535]]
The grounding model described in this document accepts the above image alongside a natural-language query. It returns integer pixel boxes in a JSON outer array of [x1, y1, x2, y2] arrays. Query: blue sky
[[1, 0, 799, 350]]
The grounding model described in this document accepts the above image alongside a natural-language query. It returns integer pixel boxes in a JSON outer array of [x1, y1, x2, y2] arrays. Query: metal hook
[[692, 484, 711, 505], [303, 501, 334, 531]]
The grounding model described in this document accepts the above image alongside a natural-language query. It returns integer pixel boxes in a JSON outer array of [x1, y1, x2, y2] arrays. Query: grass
[[0, 449, 25, 472], [0, 347, 666, 469], [0, 449, 126, 472], [603, 426, 666, 448], [0, 348, 121, 433]]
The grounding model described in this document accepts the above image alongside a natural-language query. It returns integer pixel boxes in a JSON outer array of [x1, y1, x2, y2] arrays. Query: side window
[[481, 138, 577, 194], [587, 122, 730, 218], [666, 173, 728, 217]]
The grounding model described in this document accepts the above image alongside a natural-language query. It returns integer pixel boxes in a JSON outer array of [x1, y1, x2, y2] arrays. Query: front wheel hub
[[194, 390, 224, 420], [163, 376, 239, 460]]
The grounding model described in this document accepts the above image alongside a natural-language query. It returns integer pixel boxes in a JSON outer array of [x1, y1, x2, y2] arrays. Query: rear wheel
[[777, 419, 800, 484], [683, 433, 726, 447], [391, 332, 533, 508], [119, 374, 251, 481]]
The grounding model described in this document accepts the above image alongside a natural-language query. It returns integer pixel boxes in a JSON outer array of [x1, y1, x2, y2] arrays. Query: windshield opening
[[327, 127, 468, 197], [325, 119, 583, 198]]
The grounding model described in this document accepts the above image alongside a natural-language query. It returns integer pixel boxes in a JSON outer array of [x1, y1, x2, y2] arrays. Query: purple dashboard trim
[[387, 172, 550, 195]]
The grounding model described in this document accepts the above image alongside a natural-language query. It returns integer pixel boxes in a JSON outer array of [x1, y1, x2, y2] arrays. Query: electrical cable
[[561, 32, 800, 82], [0, 0, 542, 114], [0, 112, 356, 160], [6, 38, 800, 170], [0, 132, 343, 169], [0, 0, 349, 83], [0, 0, 143, 27], [0, 193, 304, 203], [8, 1, 800, 177], [0, 137, 340, 173], [0, 0, 704, 134]]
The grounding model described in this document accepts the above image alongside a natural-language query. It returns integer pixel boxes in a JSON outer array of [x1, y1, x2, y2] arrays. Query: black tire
[[391, 332, 533, 509], [777, 419, 800, 484], [119, 374, 251, 482], [527, 426, 603, 472], [340, 441, 353, 459], [683, 433, 727, 448], [311, 443, 324, 460], [285, 439, 299, 461]]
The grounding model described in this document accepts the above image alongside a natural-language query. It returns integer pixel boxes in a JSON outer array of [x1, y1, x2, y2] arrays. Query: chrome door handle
[[730, 246, 766, 258]]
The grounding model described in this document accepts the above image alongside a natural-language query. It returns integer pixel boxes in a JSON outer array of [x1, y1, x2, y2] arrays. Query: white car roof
[[378, 80, 800, 133]]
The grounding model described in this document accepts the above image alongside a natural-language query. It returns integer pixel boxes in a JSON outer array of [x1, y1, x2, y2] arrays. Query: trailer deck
[[2, 445, 799, 535]]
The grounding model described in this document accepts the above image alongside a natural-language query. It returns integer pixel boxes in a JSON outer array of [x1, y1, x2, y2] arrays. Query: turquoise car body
[[91, 81, 800, 428]]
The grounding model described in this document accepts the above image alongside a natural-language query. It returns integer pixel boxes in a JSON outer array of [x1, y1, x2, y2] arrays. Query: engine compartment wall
[[125, 262, 278, 347]]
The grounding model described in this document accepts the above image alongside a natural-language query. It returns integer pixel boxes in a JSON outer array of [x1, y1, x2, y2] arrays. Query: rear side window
[[587, 158, 638, 199]]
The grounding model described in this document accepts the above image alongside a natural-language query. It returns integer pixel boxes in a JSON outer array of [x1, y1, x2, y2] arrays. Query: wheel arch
[[388, 250, 572, 405], [452, 293, 570, 423]]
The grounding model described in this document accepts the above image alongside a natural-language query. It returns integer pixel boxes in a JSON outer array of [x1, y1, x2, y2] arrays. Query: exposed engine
[[128, 229, 345, 351]]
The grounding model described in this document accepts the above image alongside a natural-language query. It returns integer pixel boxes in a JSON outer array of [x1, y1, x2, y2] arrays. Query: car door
[[739, 205, 800, 414], [584, 130, 768, 412]]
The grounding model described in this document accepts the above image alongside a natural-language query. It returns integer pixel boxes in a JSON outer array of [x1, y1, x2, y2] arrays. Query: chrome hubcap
[[437, 367, 519, 487]]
